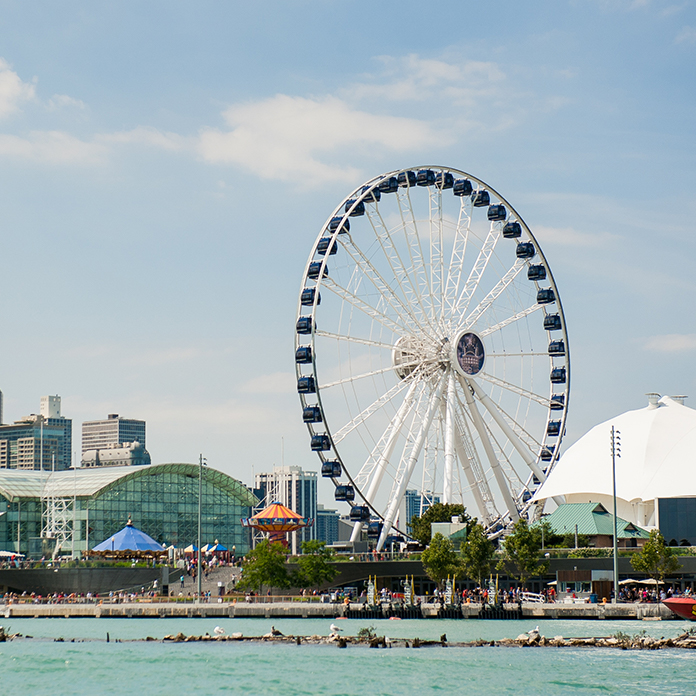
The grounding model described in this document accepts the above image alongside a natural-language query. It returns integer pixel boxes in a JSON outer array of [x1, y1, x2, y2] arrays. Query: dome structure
[[532, 394, 696, 528]]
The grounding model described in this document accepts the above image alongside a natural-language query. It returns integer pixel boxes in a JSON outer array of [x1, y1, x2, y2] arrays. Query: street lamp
[[610, 426, 621, 604], [197, 454, 207, 601]]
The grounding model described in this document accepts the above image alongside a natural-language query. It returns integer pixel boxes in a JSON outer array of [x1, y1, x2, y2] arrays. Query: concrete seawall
[[1, 601, 676, 620]]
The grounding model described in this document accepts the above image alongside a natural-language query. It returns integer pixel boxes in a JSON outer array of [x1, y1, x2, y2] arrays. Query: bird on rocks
[[271, 626, 284, 637], [527, 626, 540, 635], [330, 623, 343, 633], [214, 626, 225, 636]]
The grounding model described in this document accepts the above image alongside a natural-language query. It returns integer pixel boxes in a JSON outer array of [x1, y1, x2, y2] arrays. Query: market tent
[[209, 543, 227, 552], [92, 519, 164, 552], [0, 550, 24, 558], [184, 544, 198, 553]]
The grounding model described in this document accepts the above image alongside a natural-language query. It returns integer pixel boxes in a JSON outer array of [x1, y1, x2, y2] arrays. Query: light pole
[[611, 426, 621, 604], [197, 454, 206, 601]]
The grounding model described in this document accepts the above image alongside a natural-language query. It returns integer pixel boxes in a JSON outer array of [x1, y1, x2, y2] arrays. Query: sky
[[0, 0, 694, 509]]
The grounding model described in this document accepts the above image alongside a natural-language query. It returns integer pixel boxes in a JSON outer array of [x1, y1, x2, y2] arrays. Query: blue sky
[[0, 1, 694, 506]]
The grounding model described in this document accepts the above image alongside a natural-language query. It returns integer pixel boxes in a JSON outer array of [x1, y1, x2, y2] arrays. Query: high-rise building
[[403, 489, 440, 533], [0, 395, 72, 471], [254, 465, 317, 554], [315, 503, 340, 545], [40, 396, 72, 469], [81, 414, 146, 454]]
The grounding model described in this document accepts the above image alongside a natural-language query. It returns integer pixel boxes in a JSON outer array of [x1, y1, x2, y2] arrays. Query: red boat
[[663, 597, 696, 620]]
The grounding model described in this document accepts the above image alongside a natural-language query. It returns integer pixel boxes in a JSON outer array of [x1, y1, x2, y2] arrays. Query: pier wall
[[1, 600, 676, 620]]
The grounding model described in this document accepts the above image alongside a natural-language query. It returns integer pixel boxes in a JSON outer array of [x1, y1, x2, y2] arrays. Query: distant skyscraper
[[403, 489, 440, 533], [315, 503, 340, 545], [254, 465, 317, 554], [40, 395, 61, 419], [0, 395, 72, 470], [81, 414, 146, 454], [0, 389, 4, 425]]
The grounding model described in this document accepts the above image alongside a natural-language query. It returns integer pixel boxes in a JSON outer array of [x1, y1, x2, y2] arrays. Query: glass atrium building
[[0, 463, 258, 557]]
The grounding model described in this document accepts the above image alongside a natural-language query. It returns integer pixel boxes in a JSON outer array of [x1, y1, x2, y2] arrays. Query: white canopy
[[533, 395, 696, 504]]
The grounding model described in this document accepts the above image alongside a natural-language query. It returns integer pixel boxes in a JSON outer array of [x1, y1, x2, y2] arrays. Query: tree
[[497, 519, 549, 587], [238, 540, 291, 593], [292, 539, 338, 589], [410, 503, 473, 547], [630, 530, 681, 584], [421, 533, 464, 590], [461, 523, 495, 586]]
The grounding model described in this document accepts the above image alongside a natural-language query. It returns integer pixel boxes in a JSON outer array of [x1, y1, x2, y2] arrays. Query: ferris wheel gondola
[[295, 166, 570, 550]]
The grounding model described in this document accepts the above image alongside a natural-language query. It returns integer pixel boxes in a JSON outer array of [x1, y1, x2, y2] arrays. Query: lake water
[[1, 618, 695, 695]]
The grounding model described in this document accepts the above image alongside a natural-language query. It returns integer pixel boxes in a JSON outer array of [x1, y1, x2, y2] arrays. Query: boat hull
[[663, 597, 696, 621]]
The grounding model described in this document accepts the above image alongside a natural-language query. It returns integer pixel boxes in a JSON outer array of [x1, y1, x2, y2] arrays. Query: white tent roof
[[533, 395, 696, 504]]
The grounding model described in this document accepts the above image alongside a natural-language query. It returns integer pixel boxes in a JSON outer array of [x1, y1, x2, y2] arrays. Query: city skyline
[[0, 2, 694, 510]]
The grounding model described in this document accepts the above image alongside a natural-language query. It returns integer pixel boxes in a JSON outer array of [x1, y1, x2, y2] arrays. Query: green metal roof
[[535, 503, 650, 539], [0, 463, 258, 507]]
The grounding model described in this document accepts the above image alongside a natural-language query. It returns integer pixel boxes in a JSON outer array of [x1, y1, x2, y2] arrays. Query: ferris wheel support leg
[[443, 371, 456, 504], [452, 426, 494, 524], [376, 372, 448, 552], [350, 380, 419, 543], [461, 377, 519, 522], [467, 378, 547, 483]]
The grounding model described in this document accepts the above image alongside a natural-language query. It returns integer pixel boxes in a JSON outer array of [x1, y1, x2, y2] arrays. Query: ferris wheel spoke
[[466, 377, 546, 482], [314, 330, 396, 352], [395, 188, 437, 329], [461, 258, 525, 332], [450, 225, 501, 329], [376, 371, 448, 551], [339, 237, 427, 333], [476, 372, 551, 408], [365, 207, 433, 332], [322, 279, 406, 336], [320, 359, 434, 390], [442, 198, 472, 322], [461, 374, 519, 521], [331, 381, 410, 445], [443, 370, 456, 504], [428, 187, 445, 325], [479, 303, 542, 337]]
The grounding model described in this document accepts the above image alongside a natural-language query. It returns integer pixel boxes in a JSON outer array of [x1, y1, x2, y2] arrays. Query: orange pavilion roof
[[252, 502, 304, 521], [241, 501, 313, 533]]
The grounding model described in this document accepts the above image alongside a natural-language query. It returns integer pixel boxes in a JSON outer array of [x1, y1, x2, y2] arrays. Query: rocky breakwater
[[501, 629, 696, 650]]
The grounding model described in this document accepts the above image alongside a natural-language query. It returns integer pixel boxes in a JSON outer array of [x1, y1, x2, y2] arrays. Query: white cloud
[[98, 126, 187, 151], [344, 54, 506, 106], [644, 334, 696, 353], [47, 94, 86, 111], [197, 94, 444, 184], [0, 130, 106, 164], [675, 25, 696, 43], [0, 58, 35, 118]]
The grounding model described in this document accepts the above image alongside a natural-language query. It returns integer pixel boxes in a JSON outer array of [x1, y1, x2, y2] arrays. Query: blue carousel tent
[[92, 519, 164, 552]]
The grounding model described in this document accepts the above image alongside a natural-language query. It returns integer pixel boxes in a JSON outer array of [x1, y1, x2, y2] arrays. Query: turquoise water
[[1, 619, 695, 695]]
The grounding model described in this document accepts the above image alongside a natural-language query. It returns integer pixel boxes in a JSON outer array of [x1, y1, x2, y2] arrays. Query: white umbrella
[[637, 578, 664, 585], [619, 578, 639, 585]]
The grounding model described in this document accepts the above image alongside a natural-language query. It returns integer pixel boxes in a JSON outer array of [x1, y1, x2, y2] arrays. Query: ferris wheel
[[295, 166, 570, 550]]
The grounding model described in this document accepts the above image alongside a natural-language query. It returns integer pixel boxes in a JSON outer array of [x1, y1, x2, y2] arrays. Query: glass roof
[[0, 463, 257, 506]]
